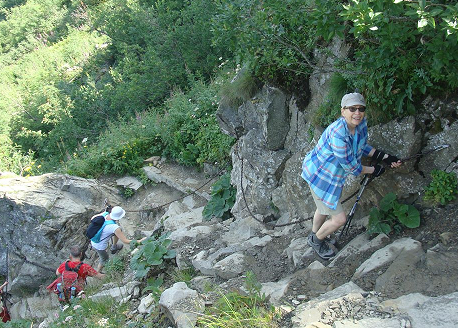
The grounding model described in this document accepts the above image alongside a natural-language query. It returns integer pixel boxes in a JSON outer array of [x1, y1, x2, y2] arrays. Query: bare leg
[[312, 209, 327, 233], [315, 211, 346, 240]]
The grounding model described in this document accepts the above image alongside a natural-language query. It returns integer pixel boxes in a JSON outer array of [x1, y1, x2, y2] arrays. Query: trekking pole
[[337, 174, 372, 241]]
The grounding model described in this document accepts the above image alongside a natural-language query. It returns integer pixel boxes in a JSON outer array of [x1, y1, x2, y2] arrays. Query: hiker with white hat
[[301, 92, 402, 260], [90, 206, 146, 272]]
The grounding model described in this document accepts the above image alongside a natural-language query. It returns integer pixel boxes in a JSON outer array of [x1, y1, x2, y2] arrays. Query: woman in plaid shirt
[[302, 93, 402, 259]]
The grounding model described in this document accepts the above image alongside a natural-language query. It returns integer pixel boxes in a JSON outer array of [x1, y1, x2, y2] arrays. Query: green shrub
[[424, 170, 458, 205], [129, 233, 176, 280], [340, 0, 458, 122], [197, 271, 280, 328], [367, 192, 420, 235], [203, 173, 236, 221], [63, 78, 234, 178], [142, 275, 164, 299], [218, 66, 260, 107], [120, 187, 135, 199], [64, 114, 164, 178], [159, 78, 235, 167]]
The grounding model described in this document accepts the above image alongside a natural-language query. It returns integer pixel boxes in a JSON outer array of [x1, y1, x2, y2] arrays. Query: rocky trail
[[104, 161, 458, 328], [119, 162, 458, 328]]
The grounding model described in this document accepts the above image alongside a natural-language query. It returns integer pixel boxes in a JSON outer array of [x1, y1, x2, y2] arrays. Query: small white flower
[[97, 318, 108, 326]]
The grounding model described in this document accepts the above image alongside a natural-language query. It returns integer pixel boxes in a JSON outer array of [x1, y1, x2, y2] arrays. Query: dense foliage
[[212, 0, 458, 122], [0, 0, 232, 175]]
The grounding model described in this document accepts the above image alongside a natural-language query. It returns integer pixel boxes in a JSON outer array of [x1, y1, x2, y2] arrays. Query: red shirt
[[57, 261, 98, 280]]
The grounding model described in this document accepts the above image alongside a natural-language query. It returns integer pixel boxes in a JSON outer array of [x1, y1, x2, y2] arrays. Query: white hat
[[110, 206, 125, 220], [341, 93, 366, 108]]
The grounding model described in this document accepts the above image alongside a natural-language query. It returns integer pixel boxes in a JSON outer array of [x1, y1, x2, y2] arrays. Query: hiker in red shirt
[[47, 246, 104, 301], [56, 246, 105, 282]]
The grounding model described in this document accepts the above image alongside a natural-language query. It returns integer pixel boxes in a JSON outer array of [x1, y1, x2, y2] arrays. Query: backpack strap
[[91, 220, 117, 243], [64, 261, 84, 274]]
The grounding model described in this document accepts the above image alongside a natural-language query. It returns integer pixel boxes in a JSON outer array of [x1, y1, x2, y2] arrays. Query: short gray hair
[[70, 246, 82, 258]]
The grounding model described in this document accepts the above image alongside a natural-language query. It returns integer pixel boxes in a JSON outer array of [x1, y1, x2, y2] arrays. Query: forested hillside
[[0, 0, 457, 178]]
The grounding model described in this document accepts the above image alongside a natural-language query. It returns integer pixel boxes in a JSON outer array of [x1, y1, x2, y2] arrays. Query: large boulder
[[0, 174, 122, 294], [159, 282, 204, 328]]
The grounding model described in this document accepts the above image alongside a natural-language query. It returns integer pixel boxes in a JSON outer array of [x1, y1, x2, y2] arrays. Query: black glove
[[383, 154, 400, 166], [372, 164, 385, 178], [373, 149, 400, 166], [372, 149, 386, 162]]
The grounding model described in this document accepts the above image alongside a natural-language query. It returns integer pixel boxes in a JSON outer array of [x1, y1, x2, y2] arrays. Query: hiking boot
[[307, 233, 336, 260], [110, 243, 123, 254]]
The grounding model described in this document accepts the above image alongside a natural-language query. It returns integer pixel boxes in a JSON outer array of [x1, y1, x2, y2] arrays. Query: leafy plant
[[218, 65, 260, 107], [339, 0, 458, 121], [424, 170, 458, 205], [130, 233, 176, 280], [367, 192, 420, 235], [244, 271, 264, 300], [203, 173, 236, 221], [120, 187, 135, 199], [143, 276, 164, 298]]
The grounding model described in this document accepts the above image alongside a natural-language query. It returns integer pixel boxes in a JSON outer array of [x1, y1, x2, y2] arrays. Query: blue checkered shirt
[[301, 117, 373, 210]]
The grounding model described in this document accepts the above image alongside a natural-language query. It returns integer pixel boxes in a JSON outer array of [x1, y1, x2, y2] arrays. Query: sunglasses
[[346, 106, 366, 112]]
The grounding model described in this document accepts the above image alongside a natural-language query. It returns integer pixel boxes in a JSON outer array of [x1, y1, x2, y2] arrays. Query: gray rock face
[[0, 174, 122, 294], [352, 238, 423, 280], [381, 292, 458, 328], [213, 252, 248, 280]]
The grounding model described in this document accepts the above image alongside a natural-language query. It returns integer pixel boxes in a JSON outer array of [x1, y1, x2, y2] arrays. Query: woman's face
[[341, 105, 366, 131]]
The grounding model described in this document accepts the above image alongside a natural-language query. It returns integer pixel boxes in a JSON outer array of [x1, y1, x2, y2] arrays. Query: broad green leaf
[[164, 249, 177, 259], [420, 0, 426, 10], [162, 239, 172, 248], [380, 193, 396, 212], [134, 267, 150, 279], [380, 223, 392, 235], [399, 206, 420, 228]]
